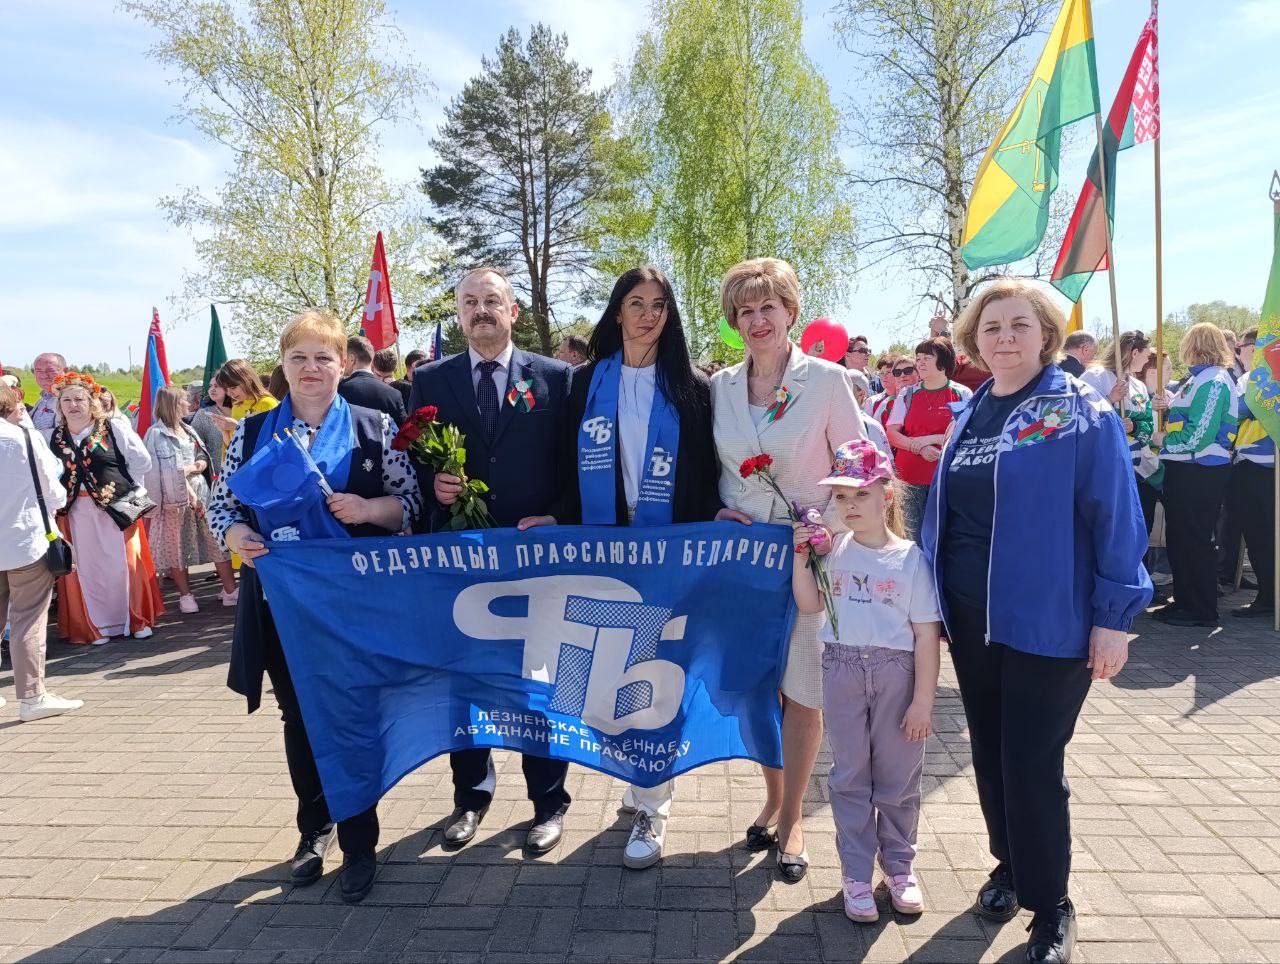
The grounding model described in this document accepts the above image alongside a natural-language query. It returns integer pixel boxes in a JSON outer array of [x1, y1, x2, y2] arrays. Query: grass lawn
[[9, 369, 144, 407]]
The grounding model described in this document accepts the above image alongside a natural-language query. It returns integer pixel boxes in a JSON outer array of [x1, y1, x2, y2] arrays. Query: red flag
[[137, 307, 171, 437], [361, 232, 398, 351]]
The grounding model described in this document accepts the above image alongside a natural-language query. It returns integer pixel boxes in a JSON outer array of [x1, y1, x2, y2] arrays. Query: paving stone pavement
[[1, 573, 1278, 963]]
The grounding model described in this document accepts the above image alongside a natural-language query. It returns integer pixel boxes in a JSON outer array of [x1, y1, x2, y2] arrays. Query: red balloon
[[800, 316, 848, 363]]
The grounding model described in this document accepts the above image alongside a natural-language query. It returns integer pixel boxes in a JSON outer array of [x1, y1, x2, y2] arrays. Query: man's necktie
[[477, 360, 501, 440]]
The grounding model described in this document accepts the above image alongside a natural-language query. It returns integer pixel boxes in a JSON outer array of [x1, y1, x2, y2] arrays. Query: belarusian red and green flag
[[1051, 3, 1160, 302], [1243, 183, 1280, 443], [961, 0, 1100, 270]]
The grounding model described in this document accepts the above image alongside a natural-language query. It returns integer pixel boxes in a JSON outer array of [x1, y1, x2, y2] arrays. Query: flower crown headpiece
[[52, 371, 103, 396]]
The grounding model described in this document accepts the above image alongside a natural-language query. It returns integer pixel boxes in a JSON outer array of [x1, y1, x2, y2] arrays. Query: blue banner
[[254, 522, 795, 821]]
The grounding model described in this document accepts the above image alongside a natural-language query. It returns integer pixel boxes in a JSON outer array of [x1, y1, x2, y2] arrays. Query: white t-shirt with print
[[819, 533, 942, 651]]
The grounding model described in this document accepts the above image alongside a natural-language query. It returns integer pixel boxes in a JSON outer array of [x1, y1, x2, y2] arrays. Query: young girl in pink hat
[[792, 438, 942, 924]]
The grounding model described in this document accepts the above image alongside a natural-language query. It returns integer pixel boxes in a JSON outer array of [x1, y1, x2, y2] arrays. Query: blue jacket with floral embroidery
[[921, 365, 1153, 659]]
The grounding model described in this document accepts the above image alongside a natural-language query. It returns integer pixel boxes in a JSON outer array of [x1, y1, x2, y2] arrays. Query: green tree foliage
[[423, 26, 614, 355], [832, 0, 1073, 320], [607, 0, 856, 358], [125, 0, 439, 357]]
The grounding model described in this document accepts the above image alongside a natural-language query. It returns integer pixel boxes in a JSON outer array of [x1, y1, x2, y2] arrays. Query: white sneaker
[[20, 693, 84, 722], [842, 878, 879, 923], [220, 589, 239, 607], [132, 627, 153, 640], [0, 695, 6, 708], [622, 811, 663, 870], [178, 594, 199, 614], [885, 871, 924, 914], [89, 637, 109, 646]]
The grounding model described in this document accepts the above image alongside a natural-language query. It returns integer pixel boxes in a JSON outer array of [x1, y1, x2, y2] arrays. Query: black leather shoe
[[976, 864, 1019, 921], [290, 826, 335, 886], [744, 824, 777, 852], [1025, 899, 1076, 963], [525, 813, 564, 855], [1232, 603, 1275, 619], [443, 807, 488, 848], [339, 850, 377, 904], [776, 848, 809, 883]]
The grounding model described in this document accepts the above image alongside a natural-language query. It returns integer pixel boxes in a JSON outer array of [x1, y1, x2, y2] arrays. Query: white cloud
[[0, 117, 225, 231], [507, 0, 644, 86]]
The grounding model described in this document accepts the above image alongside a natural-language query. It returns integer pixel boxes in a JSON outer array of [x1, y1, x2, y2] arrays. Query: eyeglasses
[[892, 368, 916, 377], [848, 346, 870, 355]]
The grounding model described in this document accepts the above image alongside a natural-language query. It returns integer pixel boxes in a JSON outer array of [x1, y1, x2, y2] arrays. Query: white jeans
[[622, 780, 674, 839]]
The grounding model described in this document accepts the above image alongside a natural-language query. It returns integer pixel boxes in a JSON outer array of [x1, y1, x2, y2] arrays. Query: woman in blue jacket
[[922, 279, 1151, 964]]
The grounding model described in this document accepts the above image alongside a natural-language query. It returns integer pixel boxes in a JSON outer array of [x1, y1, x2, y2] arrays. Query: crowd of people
[[1, 259, 1273, 964]]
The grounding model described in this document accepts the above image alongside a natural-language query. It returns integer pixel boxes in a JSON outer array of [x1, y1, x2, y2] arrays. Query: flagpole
[[1092, 112, 1125, 385], [1272, 172, 1280, 635], [1153, 135, 1165, 430]]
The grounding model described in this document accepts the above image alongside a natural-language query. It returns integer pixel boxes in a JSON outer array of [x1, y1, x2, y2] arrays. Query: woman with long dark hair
[[551, 266, 731, 870]]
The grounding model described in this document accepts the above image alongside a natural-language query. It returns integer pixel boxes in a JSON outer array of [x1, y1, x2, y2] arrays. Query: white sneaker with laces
[[132, 627, 153, 640], [623, 811, 663, 870], [179, 594, 199, 614], [842, 878, 879, 923], [220, 589, 239, 607], [20, 693, 84, 722]]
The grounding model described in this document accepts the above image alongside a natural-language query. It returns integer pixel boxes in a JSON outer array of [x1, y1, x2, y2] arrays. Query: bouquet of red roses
[[740, 454, 839, 635], [393, 406, 497, 530]]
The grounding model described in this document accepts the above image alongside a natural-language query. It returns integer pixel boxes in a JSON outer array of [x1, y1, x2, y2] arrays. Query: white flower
[[1042, 410, 1066, 429], [362, 458, 374, 472]]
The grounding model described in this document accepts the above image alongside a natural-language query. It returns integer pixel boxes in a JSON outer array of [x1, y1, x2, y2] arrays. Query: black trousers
[[946, 596, 1092, 914], [1137, 474, 1159, 535], [1228, 461, 1276, 608], [263, 628, 379, 855], [1163, 461, 1232, 621], [450, 750, 571, 819]]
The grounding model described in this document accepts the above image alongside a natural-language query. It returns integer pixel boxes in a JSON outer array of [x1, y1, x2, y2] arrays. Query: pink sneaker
[[842, 878, 879, 923], [886, 871, 924, 915]]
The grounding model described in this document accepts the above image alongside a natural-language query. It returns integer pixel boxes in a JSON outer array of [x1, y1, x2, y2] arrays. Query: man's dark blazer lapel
[[441, 351, 484, 444], [490, 348, 537, 449]]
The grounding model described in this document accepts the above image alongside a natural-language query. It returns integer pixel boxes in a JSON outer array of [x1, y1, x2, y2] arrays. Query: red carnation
[[391, 434, 410, 452], [399, 421, 423, 443], [739, 453, 774, 479], [414, 405, 438, 424]]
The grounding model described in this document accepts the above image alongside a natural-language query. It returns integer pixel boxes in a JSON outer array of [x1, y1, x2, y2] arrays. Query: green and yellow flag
[[1243, 187, 1280, 443], [962, 0, 1101, 270]]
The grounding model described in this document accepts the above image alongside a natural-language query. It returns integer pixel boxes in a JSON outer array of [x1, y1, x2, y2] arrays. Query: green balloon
[[718, 316, 744, 350]]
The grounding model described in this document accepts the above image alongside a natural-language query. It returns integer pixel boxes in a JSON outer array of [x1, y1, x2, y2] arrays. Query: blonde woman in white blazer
[[710, 257, 866, 883]]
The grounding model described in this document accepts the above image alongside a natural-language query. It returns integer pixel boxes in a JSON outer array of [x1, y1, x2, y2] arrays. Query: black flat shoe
[[776, 848, 808, 883], [1025, 898, 1076, 963], [1232, 603, 1275, 619], [976, 863, 1019, 922], [525, 813, 564, 855], [443, 807, 488, 848], [339, 850, 377, 904], [290, 826, 335, 886], [744, 824, 777, 852]]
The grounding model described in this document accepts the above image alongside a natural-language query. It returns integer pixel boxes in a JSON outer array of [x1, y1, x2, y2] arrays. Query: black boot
[[1026, 898, 1076, 963], [290, 826, 335, 886], [339, 850, 377, 904], [976, 863, 1019, 922]]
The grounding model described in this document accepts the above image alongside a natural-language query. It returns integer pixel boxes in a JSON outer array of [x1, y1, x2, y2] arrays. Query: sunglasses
[[892, 367, 916, 377], [848, 346, 870, 355]]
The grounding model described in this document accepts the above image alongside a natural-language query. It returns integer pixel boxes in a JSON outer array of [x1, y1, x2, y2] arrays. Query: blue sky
[[1, 0, 1277, 369]]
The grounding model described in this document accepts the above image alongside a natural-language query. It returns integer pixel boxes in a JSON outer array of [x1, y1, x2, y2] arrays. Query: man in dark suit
[[409, 266, 573, 856], [339, 336, 407, 423], [391, 349, 426, 408]]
